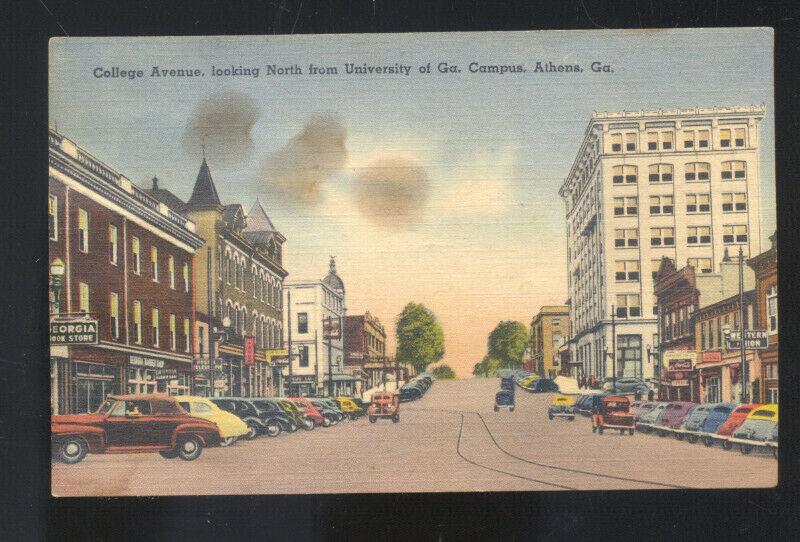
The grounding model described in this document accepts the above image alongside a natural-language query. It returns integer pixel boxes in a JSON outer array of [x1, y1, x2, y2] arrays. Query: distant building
[[344, 312, 388, 391], [747, 232, 778, 403], [529, 306, 569, 378]]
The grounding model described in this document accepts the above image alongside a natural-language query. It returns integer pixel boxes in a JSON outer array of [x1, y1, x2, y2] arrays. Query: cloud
[[350, 154, 431, 229], [258, 113, 348, 206], [182, 91, 260, 166]]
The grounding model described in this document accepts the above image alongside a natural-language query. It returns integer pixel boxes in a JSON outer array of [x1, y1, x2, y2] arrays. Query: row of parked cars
[[397, 373, 435, 402], [51, 393, 367, 464], [512, 370, 560, 393]]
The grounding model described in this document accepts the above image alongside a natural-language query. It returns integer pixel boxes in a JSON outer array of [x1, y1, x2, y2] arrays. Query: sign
[[663, 350, 696, 371], [244, 336, 256, 366], [726, 330, 769, 350], [129, 355, 165, 369], [702, 351, 722, 364], [265, 348, 289, 366], [50, 319, 98, 345], [670, 379, 689, 387], [323, 316, 342, 339], [155, 368, 178, 381]]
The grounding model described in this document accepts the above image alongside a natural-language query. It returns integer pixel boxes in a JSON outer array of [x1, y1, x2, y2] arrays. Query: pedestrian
[[634, 390, 642, 401], [648, 389, 655, 401]]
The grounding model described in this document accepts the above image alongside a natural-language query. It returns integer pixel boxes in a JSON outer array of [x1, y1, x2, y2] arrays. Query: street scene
[[49, 30, 777, 494]]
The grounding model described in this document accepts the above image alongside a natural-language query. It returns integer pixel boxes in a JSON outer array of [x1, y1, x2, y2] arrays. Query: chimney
[[152, 176, 159, 191]]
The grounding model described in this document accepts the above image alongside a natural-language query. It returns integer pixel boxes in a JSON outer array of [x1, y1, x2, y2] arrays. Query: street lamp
[[207, 315, 230, 397], [50, 258, 65, 315]]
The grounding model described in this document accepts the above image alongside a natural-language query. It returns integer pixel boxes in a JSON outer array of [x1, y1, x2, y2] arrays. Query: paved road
[[52, 378, 776, 496]]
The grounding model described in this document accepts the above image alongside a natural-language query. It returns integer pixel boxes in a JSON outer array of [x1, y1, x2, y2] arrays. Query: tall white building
[[559, 106, 764, 383]]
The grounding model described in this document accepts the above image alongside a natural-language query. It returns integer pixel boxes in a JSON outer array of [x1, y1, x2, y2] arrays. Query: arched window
[[225, 253, 232, 284]]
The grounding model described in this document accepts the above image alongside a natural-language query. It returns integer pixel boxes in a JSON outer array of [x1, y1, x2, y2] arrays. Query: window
[[615, 260, 640, 282], [299, 346, 309, 368], [226, 253, 232, 284], [697, 130, 710, 148], [253, 267, 258, 298], [151, 308, 160, 347], [648, 164, 673, 183], [721, 161, 746, 180], [765, 363, 777, 380], [613, 197, 638, 216], [720, 128, 731, 147], [767, 285, 778, 334], [722, 192, 747, 212], [198, 326, 205, 355], [168, 256, 175, 289], [650, 227, 675, 247], [616, 294, 641, 318], [133, 301, 142, 343], [107, 225, 119, 265], [700, 321, 706, 350], [662, 131, 673, 150], [611, 165, 637, 184], [649, 195, 674, 215], [722, 225, 748, 244], [79, 282, 89, 313], [647, 132, 658, 150], [687, 226, 711, 245], [616, 335, 642, 378], [614, 228, 639, 248], [49, 195, 58, 240], [735, 127, 746, 147], [169, 314, 177, 350], [686, 193, 710, 213], [685, 162, 710, 181], [683, 130, 694, 149], [625, 132, 637, 151], [151, 246, 159, 282], [183, 263, 190, 293], [611, 133, 622, 152], [652, 258, 673, 280], [297, 312, 308, 334], [217, 246, 223, 280], [687, 258, 713, 274], [131, 237, 141, 275], [109, 293, 119, 340], [78, 209, 89, 252]]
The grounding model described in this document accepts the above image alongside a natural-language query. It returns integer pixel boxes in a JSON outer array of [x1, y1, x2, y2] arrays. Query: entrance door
[[73, 362, 118, 413]]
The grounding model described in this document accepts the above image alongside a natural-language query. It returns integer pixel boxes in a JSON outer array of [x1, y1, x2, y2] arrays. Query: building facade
[[747, 232, 778, 403], [528, 306, 569, 377], [49, 129, 204, 414], [344, 312, 388, 390], [559, 106, 764, 385]]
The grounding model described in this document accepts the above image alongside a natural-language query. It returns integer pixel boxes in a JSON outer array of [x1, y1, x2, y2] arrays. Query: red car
[[51, 394, 221, 464], [290, 397, 326, 427], [708, 403, 762, 449], [654, 402, 697, 437], [592, 395, 635, 435]]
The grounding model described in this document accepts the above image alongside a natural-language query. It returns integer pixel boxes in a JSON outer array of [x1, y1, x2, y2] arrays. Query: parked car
[[290, 397, 326, 427], [602, 377, 651, 395], [51, 394, 221, 464], [635, 402, 669, 433], [177, 396, 249, 446], [529, 379, 560, 393], [311, 398, 348, 422], [576, 393, 610, 416], [654, 402, 698, 437], [276, 398, 315, 430], [697, 403, 738, 446], [573, 394, 590, 413], [308, 398, 343, 425], [729, 404, 778, 456], [675, 403, 715, 443], [548, 394, 576, 420], [367, 391, 400, 423], [518, 374, 540, 389], [592, 395, 635, 435], [336, 396, 365, 418], [398, 386, 422, 403], [212, 398, 286, 438], [707, 403, 762, 449], [630, 401, 657, 421]]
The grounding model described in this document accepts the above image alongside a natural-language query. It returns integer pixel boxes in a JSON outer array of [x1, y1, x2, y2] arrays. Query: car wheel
[[620, 429, 625, 435], [302, 418, 315, 431], [56, 437, 87, 464], [629, 429, 634, 435], [548, 414, 554, 420], [159, 449, 179, 459], [392, 414, 399, 423], [740, 444, 753, 455], [177, 436, 203, 461], [288, 422, 298, 433], [675, 433, 684, 441], [569, 416, 575, 421], [493, 405, 498, 412], [658, 430, 668, 437], [243, 423, 259, 440], [703, 437, 714, 447], [322, 417, 332, 428], [265, 423, 281, 437], [722, 440, 733, 451], [220, 436, 236, 447], [598, 426, 604, 434], [687, 435, 698, 444], [369, 416, 377, 423], [772, 447, 778, 459], [592, 425, 597, 433]]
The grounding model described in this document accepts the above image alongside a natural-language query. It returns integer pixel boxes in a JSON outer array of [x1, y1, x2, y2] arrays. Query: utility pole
[[739, 246, 748, 403], [395, 354, 400, 390], [327, 315, 334, 397], [287, 290, 292, 397], [611, 305, 617, 393]]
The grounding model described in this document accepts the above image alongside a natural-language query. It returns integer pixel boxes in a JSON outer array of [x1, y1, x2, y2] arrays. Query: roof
[[187, 158, 222, 209], [143, 176, 188, 215], [246, 200, 277, 232], [322, 256, 345, 293]]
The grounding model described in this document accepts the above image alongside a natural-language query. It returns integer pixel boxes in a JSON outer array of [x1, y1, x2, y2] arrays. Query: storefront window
[[127, 367, 157, 394], [705, 376, 721, 403], [616, 335, 642, 378], [167, 374, 190, 396], [73, 362, 119, 414]]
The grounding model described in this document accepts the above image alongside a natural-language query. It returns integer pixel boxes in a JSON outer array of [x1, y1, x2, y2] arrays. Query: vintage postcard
[[49, 29, 777, 496]]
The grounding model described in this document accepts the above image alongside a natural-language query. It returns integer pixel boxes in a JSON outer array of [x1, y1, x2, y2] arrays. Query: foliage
[[395, 302, 445, 373], [472, 355, 503, 377], [487, 321, 530, 369], [430, 364, 456, 380]]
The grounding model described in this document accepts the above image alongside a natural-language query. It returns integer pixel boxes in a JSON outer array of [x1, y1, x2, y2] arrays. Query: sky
[[49, 29, 775, 378]]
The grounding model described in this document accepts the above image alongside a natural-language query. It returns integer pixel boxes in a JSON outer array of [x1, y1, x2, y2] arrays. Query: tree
[[396, 302, 445, 373], [430, 364, 456, 380], [472, 355, 503, 377], [487, 321, 530, 370]]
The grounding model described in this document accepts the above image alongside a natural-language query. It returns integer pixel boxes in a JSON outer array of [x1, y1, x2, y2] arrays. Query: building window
[[78, 208, 89, 253], [169, 314, 177, 350], [168, 256, 175, 289], [217, 246, 223, 280], [705, 376, 721, 403], [611, 133, 622, 152], [721, 161, 746, 180], [722, 225, 748, 244], [687, 226, 711, 245], [647, 132, 658, 150], [615, 260, 640, 282], [650, 227, 675, 247], [720, 128, 731, 147], [685, 162, 710, 181], [686, 193, 710, 214], [49, 195, 58, 241], [131, 237, 141, 275], [735, 127, 746, 147], [648, 164, 673, 183], [226, 253, 232, 284], [683, 130, 694, 149], [767, 285, 778, 334], [616, 295, 641, 318], [652, 258, 673, 280], [625, 132, 637, 151], [109, 292, 119, 340], [299, 346, 309, 368], [616, 335, 642, 378], [614, 228, 639, 248], [79, 282, 89, 313], [107, 225, 119, 265], [649, 195, 674, 215], [722, 192, 747, 212], [613, 197, 638, 216], [151, 246, 159, 282], [611, 165, 638, 184], [297, 312, 308, 334], [133, 301, 142, 343], [661, 131, 673, 150], [151, 308, 160, 347], [183, 263, 190, 293], [687, 258, 713, 274], [683, 129, 709, 149], [253, 268, 258, 298]]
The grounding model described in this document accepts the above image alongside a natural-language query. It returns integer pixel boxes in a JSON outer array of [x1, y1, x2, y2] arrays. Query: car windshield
[[734, 419, 776, 440], [97, 399, 117, 415]]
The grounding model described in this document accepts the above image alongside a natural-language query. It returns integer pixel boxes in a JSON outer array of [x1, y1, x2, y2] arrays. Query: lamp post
[[208, 316, 230, 397], [738, 246, 748, 403], [50, 258, 65, 315]]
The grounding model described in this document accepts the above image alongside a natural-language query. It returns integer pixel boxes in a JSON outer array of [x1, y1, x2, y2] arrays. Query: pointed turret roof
[[245, 199, 276, 233], [187, 158, 222, 210]]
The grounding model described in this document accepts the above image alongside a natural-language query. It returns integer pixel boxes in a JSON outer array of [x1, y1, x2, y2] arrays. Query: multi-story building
[[49, 129, 205, 413], [283, 258, 356, 396], [747, 232, 778, 403], [559, 106, 764, 385], [344, 312, 388, 390], [528, 306, 569, 378]]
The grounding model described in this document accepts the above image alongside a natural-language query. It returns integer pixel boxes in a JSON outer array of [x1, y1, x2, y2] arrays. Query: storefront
[[759, 349, 778, 403], [696, 350, 756, 404], [659, 350, 698, 402]]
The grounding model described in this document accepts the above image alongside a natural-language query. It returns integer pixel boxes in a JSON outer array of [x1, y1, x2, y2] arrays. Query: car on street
[[51, 394, 221, 464], [336, 396, 366, 417], [547, 394, 575, 420], [635, 402, 668, 433], [591, 395, 635, 435], [602, 377, 651, 395], [494, 389, 515, 412], [696, 403, 738, 446], [310, 398, 348, 422], [177, 396, 249, 446], [674, 403, 714, 443], [630, 401, 657, 421], [367, 391, 400, 423], [290, 397, 327, 427], [529, 378, 560, 393], [654, 402, 698, 437], [576, 392, 609, 416], [213, 398, 290, 437], [707, 403, 762, 449], [729, 404, 778, 456], [307, 398, 342, 425], [518, 374, 540, 390], [398, 386, 422, 403], [276, 398, 315, 430]]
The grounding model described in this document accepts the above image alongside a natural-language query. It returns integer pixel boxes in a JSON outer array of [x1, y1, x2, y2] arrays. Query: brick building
[[747, 232, 778, 403], [344, 312, 388, 390], [528, 306, 569, 377]]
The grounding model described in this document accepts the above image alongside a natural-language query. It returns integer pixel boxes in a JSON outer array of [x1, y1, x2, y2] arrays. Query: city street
[[52, 378, 776, 496]]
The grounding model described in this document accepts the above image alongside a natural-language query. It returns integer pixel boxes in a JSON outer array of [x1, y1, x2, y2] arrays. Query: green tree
[[472, 355, 503, 377], [430, 364, 456, 380], [396, 302, 445, 373], [487, 321, 530, 370]]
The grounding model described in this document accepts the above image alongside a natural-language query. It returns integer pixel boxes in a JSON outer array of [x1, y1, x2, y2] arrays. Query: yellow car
[[519, 375, 540, 389], [336, 397, 364, 419], [177, 396, 249, 447]]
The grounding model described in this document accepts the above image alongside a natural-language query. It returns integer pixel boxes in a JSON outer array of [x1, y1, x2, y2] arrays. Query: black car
[[399, 386, 422, 402], [210, 398, 283, 439], [530, 379, 560, 393]]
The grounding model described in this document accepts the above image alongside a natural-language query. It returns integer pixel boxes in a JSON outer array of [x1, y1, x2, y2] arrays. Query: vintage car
[[518, 374, 540, 390], [494, 389, 515, 412], [695, 403, 738, 446], [177, 396, 249, 446], [51, 394, 221, 464], [336, 396, 365, 418], [276, 398, 315, 430], [729, 404, 778, 456], [630, 401, 657, 421], [707, 403, 762, 449], [310, 398, 348, 422], [635, 402, 669, 433], [212, 397, 287, 437], [592, 395, 635, 435], [547, 394, 576, 420], [530, 379, 560, 393], [602, 377, 651, 395], [398, 386, 422, 403], [289, 397, 327, 427], [576, 393, 610, 416], [654, 402, 698, 438], [367, 391, 400, 423]]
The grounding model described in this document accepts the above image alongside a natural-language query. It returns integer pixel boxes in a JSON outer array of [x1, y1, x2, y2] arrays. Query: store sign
[[265, 348, 289, 366], [671, 379, 689, 387], [702, 351, 722, 363], [244, 336, 256, 366], [726, 330, 769, 350], [663, 350, 696, 372], [129, 355, 165, 369], [50, 319, 98, 345], [323, 316, 341, 339], [155, 368, 179, 381]]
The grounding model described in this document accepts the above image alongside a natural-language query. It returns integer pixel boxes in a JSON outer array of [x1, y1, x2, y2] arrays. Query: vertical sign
[[244, 336, 255, 366]]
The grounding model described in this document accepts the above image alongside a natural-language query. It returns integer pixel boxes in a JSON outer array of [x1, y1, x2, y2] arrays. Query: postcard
[[49, 29, 777, 496]]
